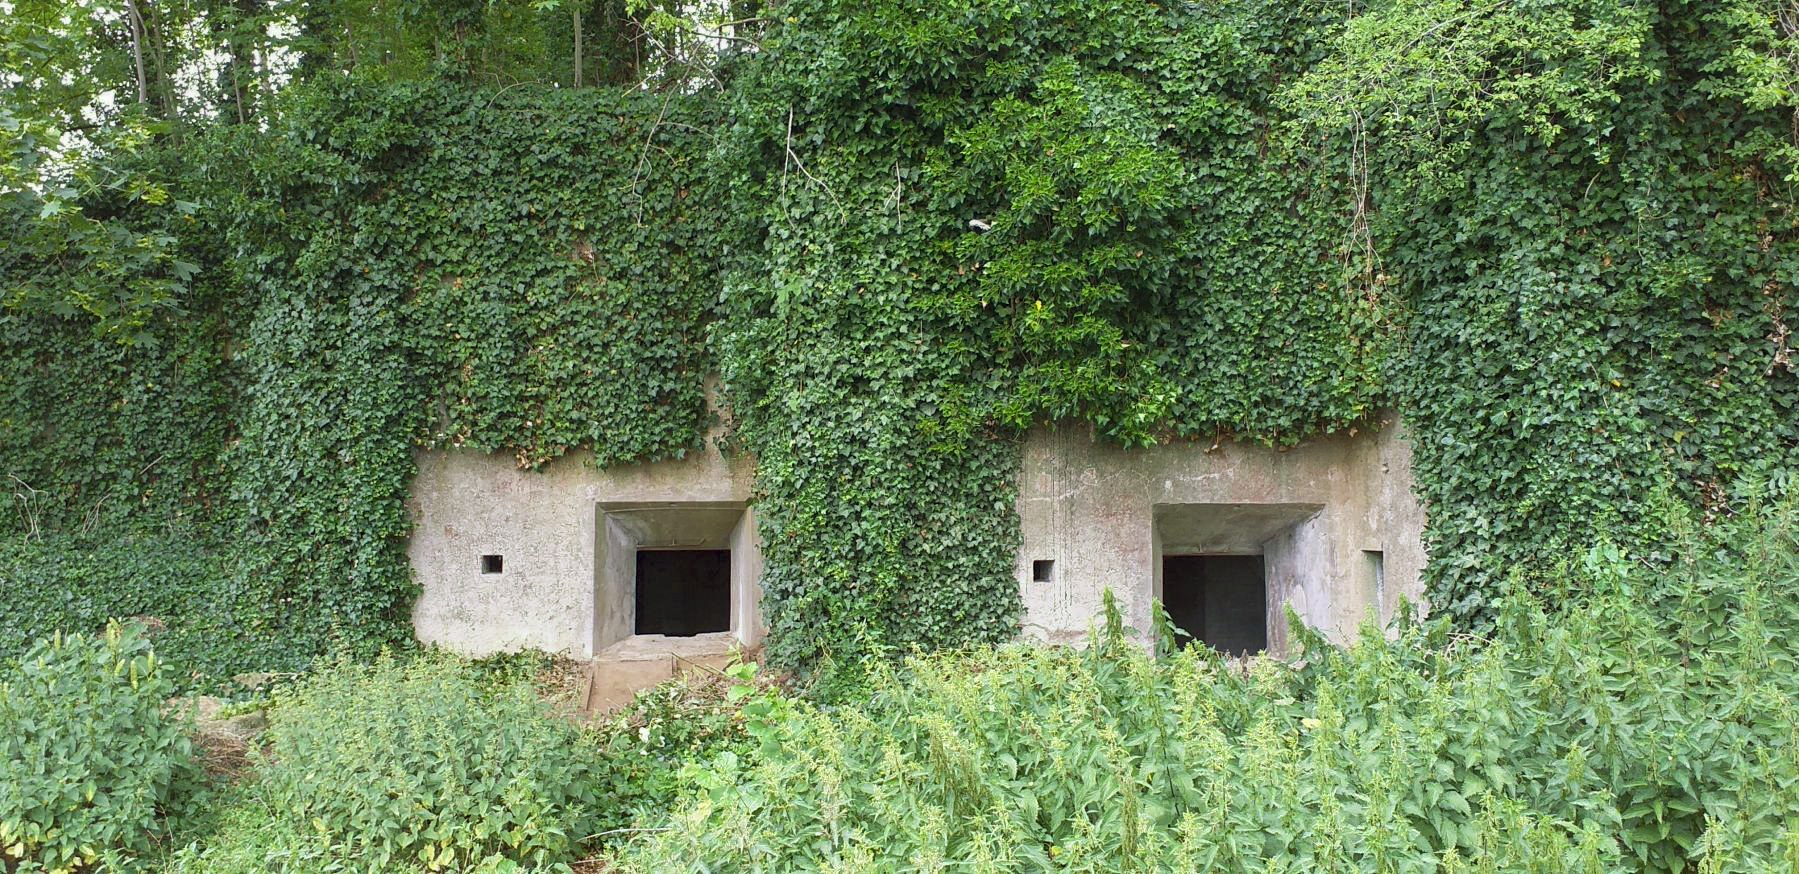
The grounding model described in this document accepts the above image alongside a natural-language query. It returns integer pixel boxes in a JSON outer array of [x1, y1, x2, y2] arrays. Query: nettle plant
[[0, 622, 198, 873], [250, 654, 605, 872], [619, 507, 1799, 872]]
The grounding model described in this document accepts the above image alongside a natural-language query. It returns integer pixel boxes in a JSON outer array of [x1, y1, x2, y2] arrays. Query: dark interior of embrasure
[[634, 549, 730, 636], [1162, 554, 1267, 656]]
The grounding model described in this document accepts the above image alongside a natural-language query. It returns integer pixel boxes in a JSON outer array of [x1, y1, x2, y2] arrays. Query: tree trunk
[[230, 0, 265, 123], [572, 3, 584, 87], [124, 0, 149, 108], [144, 0, 173, 119]]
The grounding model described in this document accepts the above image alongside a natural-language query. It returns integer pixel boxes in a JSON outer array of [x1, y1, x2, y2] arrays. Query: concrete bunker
[[411, 413, 1422, 682], [1015, 417, 1426, 653], [408, 439, 762, 660]]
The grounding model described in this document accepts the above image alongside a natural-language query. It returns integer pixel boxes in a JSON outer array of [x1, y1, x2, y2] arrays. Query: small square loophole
[[1032, 559, 1055, 583], [480, 554, 504, 575]]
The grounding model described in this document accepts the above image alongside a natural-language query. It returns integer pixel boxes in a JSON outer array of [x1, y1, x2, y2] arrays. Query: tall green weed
[[617, 507, 1799, 872], [160, 651, 784, 873], [0, 622, 199, 873], [224, 655, 603, 873]]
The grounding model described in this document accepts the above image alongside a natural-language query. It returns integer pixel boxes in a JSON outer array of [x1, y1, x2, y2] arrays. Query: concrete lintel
[[598, 502, 746, 549], [1153, 502, 1326, 556]]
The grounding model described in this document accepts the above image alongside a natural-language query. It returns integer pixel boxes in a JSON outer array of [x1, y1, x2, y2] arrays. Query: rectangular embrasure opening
[[1161, 554, 1267, 656], [1365, 549, 1385, 606], [634, 549, 731, 636], [480, 554, 503, 575], [1032, 559, 1055, 583]]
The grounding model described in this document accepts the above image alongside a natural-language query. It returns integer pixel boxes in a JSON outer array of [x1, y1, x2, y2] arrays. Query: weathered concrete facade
[[407, 443, 761, 657], [407, 415, 1424, 666], [1014, 417, 1425, 654]]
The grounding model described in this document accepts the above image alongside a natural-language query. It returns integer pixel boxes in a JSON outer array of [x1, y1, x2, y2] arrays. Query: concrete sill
[[598, 631, 740, 663]]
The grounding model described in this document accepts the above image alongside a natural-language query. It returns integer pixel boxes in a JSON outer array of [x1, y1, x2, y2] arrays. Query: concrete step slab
[[582, 632, 742, 715]]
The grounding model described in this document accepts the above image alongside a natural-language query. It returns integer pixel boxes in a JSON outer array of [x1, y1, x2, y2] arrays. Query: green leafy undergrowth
[[616, 508, 1799, 872], [163, 652, 791, 873], [0, 622, 200, 873], [586, 657, 791, 843], [157, 798, 543, 874], [224, 654, 604, 873]]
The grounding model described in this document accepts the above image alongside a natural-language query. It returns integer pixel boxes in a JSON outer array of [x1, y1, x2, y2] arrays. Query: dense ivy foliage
[[715, 0, 1390, 672], [3, 0, 1797, 675], [1285, 0, 1799, 621], [1, 84, 717, 681], [216, 82, 716, 662]]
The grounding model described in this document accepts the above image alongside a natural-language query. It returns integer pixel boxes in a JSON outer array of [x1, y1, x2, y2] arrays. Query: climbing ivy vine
[[1, 83, 719, 681], [710, 0, 1390, 675], [2, 0, 1795, 679], [1286, 0, 1799, 622]]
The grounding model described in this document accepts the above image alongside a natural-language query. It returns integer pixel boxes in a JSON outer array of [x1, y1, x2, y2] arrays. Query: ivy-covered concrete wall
[[407, 415, 1421, 659], [7, 0, 1793, 685]]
